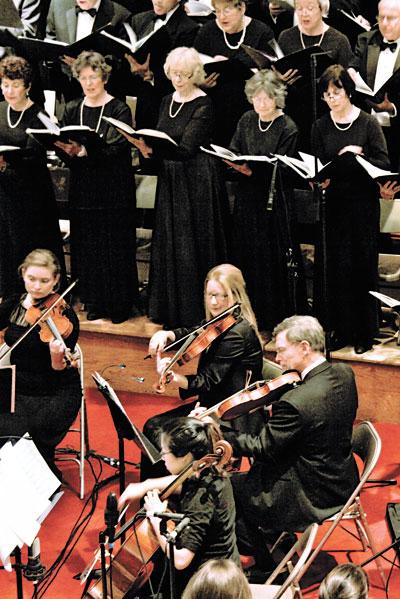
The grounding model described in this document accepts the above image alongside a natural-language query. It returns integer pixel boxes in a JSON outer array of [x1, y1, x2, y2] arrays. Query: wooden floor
[[77, 310, 400, 425]]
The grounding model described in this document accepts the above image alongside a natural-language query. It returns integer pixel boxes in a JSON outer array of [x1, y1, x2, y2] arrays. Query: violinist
[[218, 315, 359, 582], [141, 263, 263, 479], [0, 249, 81, 476], [118, 417, 240, 598]]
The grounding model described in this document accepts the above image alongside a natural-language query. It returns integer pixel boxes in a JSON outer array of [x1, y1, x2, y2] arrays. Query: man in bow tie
[[349, 0, 400, 170], [45, 0, 131, 103]]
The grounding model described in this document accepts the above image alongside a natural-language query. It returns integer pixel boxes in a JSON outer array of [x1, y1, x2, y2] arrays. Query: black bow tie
[[381, 41, 397, 53], [153, 12, 167, 21], [76, 6, 97, 17]]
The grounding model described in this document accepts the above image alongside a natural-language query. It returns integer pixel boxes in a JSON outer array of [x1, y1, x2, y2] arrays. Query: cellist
[[141, 264, 264, 479], [118, 417, 240, 599]]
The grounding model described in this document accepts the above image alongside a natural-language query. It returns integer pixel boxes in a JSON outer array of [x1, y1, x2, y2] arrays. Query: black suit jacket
[[226, 361, 359, 532]]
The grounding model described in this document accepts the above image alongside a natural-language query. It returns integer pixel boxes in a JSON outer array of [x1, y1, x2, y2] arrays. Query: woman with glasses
[[130, 47, 229, 329], [55, 51, 139, 325], [311, 64, 389, 354], [119, 417, 240, 598], [0, 56, 65, 298], [278, 0, 352, 65], [140, 263, 263, 479], [194, 0, 275, 145]]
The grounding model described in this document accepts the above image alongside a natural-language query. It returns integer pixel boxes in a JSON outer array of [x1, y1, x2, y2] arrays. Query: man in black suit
[[224, 315, 359, 577], [349, 0, 400, 170], [125, 0, 199, 129], [45, 0, 131, 102]]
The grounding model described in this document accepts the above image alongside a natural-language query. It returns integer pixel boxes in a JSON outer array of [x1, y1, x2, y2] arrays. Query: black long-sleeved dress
[[311, 109, 390, 347], [147, 93, 229, 328], [62, 97, 139, 321], [0, 294, 81, 470], [229, 110, 304, 330], [0, 102, 65, 297], [194, 18, 275, 145]]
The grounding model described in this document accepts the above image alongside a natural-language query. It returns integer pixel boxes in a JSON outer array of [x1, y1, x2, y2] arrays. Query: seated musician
[[118, 417, 240, 597], [141, 263, 264, 480], [0, 249, 81, 477], [196, 315, 359, 581]]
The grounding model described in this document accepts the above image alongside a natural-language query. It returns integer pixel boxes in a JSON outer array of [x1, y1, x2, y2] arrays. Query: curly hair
[[0, 56, 32, 88], [72, 51, 112, 82]]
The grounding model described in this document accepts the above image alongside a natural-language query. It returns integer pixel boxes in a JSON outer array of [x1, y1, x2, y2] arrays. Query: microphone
[[165, 517, 190, 543], [145, 511, 186, 521], [104, 492, 119, 550], [24, 538, 46, 582]]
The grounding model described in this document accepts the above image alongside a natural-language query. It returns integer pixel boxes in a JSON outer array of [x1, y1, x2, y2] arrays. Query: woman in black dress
[[0, 249, 81, 474], [0, 56, 65, 298], [55, 51, 139, 324], [139, 263, 263, 481], [227, 69, 301, 332], [119, 417, 240, 598], [130, 47, 228, 328], [194, 0, 275, 145], [311, 65, 390, 353]]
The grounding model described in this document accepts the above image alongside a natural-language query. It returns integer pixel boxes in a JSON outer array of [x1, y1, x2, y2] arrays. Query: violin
[[153, 304, 241, 394], [199, 370, 302, 421], [83, 440, 233, 599]]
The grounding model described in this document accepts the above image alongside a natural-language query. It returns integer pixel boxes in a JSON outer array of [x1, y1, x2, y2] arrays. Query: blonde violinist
[[140, 264, 263, 480], [0, 249, 81, 478]]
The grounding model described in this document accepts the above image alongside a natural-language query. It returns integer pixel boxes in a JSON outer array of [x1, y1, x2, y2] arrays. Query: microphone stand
[[361, 537, 400, 567], [99, 531, 108, 599], [310, 52, 331, 361]]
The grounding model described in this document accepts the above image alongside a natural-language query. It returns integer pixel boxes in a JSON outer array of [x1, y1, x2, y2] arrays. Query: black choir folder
[[275, 151, 398, 183], [199, 53, 254, 83], [353, 68, 400, 104], [201, 144, 276, 163], [102, 115, 178, 149], [98, 25, 170, 63], [241, 44, 332, 80]]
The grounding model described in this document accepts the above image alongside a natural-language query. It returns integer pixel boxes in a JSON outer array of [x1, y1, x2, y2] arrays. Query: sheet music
[[11, 436, 61, 498]]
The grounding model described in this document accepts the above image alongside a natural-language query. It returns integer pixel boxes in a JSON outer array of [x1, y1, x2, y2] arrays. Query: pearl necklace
[[169, 96, 185, 118], [299, 28, 326, 50], [258, 113, 281, 132], [330, 109, 356, 131], [222, 19, 247, 50], [7, 102, 30, 129], [79, 97, 106, 132]]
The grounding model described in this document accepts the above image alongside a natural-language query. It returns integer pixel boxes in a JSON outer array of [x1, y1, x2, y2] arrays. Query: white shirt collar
[[301, 355, 326, 380]]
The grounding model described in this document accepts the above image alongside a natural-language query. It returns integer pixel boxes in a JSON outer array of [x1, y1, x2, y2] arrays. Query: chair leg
[[356, 501, 387, 587]]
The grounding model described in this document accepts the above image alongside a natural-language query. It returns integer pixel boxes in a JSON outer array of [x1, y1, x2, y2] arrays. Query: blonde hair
[[319, 563, 369, 599], [204, 264, 260, 340], [164, 47, 206, 86], [182, 559, 252, 599], [19, 249, 61, 290]]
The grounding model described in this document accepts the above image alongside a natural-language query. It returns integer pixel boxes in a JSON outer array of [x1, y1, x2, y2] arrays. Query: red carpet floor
[[1, 388, 400, 599]]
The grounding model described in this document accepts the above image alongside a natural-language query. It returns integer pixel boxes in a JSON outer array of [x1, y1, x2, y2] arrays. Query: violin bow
[[0, 279, 78, 362], [144, 303, 241, 360]]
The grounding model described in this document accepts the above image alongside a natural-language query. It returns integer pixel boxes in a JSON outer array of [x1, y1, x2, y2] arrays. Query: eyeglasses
[[322, 88, 345, 100], [206, 293, 229, 301], [295, 4, 319, 13], [78, 74, 101, 83], [377, 15, 400, 23], [169, 70, 193, 80], [215, 4, 241, 16]]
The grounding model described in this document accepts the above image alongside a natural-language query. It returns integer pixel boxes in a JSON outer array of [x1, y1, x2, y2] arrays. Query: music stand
[[91, 372, 161, 496]]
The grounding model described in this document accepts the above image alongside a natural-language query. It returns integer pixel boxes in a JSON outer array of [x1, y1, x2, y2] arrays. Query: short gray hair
[[245, 69, 287, 108], [164, 47, 205, 86], [72, 51, 111, 81], [272, 315, 325, 352]]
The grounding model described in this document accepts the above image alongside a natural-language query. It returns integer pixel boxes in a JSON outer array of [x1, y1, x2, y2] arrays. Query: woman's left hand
[[338, 145, 363, 155], [223, 159, 252, 176], [50, 339, 66, 370], [54, 140, 84, 156], [120, 132, 153, 158]]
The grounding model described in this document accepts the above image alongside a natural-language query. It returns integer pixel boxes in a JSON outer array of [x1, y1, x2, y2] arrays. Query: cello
[[84, 440, 232, 599]]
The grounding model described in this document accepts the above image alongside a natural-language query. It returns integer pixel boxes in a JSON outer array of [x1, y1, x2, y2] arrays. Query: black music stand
[[91, 372, 161, 497]]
